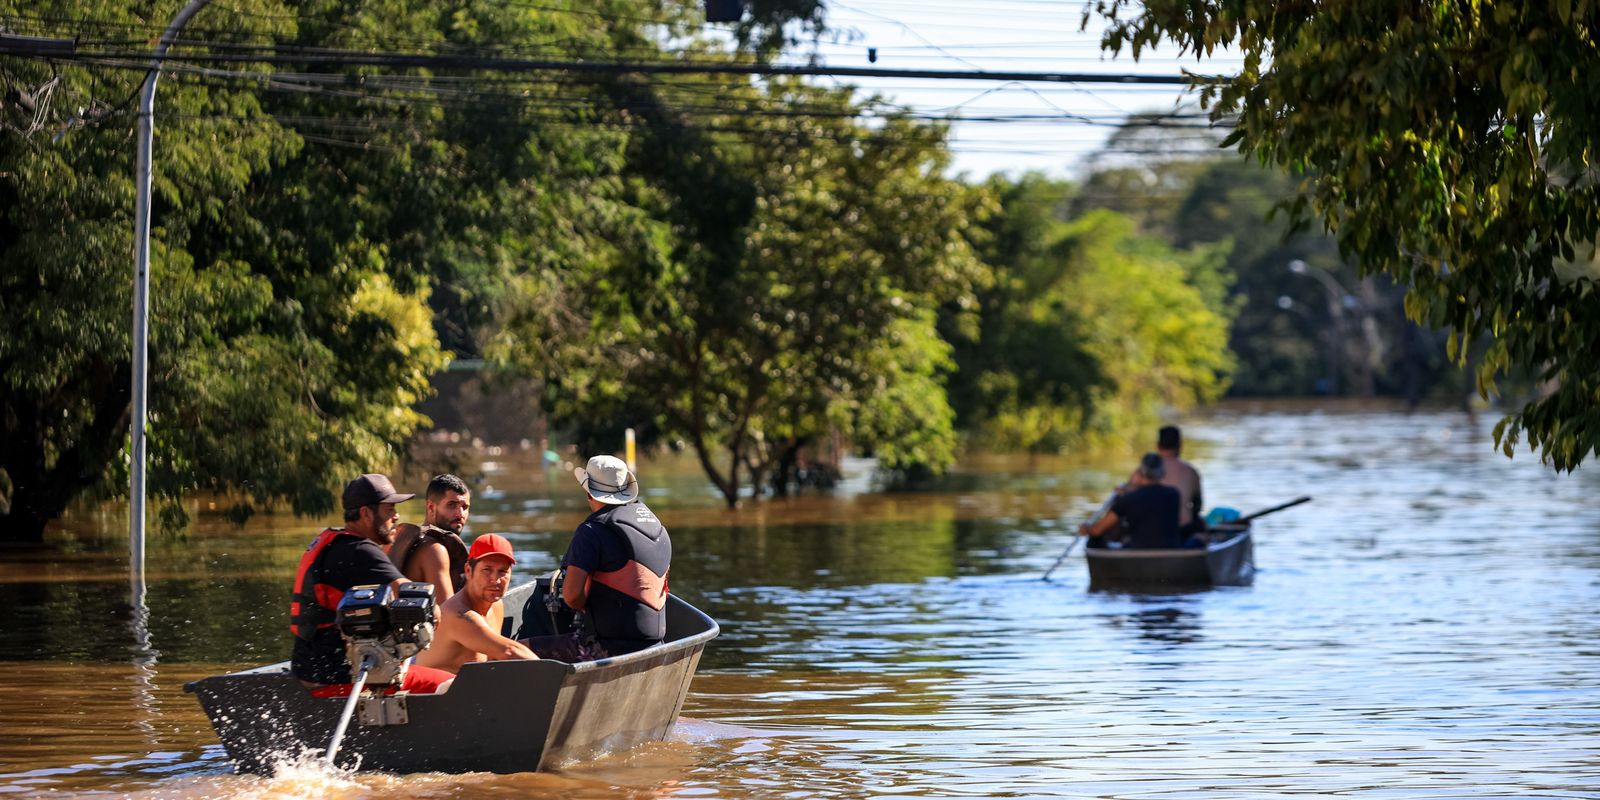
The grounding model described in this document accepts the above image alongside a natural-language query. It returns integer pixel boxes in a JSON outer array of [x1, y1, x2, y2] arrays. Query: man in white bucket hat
[[527, 455, 672, 661], [573, 455, 640, 504]]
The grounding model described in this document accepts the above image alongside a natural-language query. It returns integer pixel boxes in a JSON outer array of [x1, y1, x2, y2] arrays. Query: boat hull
[[185, 586, 717, 774], [1085, 523, 1254, 589]]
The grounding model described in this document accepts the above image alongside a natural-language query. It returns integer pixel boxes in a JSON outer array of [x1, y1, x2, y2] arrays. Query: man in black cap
[[288, 473, 455, 696], [1082, 453, 1183, 549]]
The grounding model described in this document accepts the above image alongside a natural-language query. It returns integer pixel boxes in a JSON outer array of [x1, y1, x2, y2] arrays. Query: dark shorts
[[308, 664, 455, 698]]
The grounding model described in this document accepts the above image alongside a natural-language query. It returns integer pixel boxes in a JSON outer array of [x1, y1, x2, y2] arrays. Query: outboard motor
[[335, 582, 437, 687], [325, 582, 436, 764]]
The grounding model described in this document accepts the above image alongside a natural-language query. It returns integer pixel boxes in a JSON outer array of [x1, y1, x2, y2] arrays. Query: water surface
[[1, 402, 1597, 798]]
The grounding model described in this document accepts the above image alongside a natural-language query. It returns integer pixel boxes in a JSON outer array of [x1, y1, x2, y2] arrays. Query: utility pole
[[132, 0, 214, 593]]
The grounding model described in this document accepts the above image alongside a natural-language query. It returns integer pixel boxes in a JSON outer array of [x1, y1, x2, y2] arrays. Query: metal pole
[[326, 653, 377, 765], [132, 0, 214, 590]]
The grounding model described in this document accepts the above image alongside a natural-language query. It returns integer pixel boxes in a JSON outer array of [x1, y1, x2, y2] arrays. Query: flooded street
[[2, 402, 1597, 798]]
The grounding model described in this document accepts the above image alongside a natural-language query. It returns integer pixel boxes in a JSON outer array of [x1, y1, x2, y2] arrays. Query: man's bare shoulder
[[437, 592, 475, 621], [403, 540, 450, 579], [439, 594, 504, 625]]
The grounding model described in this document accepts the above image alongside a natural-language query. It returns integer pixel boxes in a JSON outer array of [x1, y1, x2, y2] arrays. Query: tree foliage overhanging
[[1092, 0, 1600, 470]]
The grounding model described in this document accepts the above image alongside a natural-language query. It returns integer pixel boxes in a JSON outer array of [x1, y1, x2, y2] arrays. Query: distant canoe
[[185, 580, 718, 774], [1084, 522, 1254, 589]]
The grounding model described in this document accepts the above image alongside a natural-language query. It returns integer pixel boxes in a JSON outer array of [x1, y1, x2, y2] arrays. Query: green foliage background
[[13, 0, 1500, 537]]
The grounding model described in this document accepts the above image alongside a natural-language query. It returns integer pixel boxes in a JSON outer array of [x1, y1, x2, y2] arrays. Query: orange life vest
[[289, 528, 359, 641]]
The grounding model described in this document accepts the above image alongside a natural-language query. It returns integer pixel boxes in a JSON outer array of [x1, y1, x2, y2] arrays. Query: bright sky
[[794, 0, 1245, 179]]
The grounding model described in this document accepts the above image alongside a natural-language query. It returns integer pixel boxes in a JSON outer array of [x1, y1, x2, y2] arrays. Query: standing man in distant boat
[[1083, 453, 1184, 549], [388, 473, 473, 602], [1127, 425, 1204, 535], [414, 533, 538, 673], [528, 455, 672, 661], [289, 473, 455, 696]]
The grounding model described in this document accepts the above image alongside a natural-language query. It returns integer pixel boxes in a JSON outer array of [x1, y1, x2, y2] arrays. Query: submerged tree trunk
[[769, 437, 805, 497], [683, 415, 742, 509]]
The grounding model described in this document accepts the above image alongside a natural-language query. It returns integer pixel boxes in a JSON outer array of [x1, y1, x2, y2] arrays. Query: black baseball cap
[[342, 474, 416, 510]]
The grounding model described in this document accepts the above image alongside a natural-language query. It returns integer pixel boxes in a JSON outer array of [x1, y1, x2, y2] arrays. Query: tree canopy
[[494, 75, 985, 506], [0, 0, 987, 533], [1092, 0, 1600, 470], [946, 174, 1235, 453], [0, 0, 681, 540], [0, 0, 453, 539]]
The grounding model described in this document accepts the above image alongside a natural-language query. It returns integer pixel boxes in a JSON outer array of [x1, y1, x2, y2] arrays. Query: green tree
[[949, 174, 1236, 451], [497, 78, 985, 506], [1092, 0, 1600, 469], [944, 174, 1103, 451], [1050, 210, 1236, 444], [0, 0, 443, 542], [0, 0, 674, 541]]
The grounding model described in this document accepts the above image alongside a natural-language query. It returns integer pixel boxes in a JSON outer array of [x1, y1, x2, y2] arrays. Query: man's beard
[[428, 517, 466, 535]]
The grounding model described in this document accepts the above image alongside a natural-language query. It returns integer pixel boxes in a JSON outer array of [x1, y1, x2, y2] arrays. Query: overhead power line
[[6, 40, 1224, 86]]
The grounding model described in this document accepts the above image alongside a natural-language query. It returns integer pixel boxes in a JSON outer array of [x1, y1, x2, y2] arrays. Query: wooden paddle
[[1042, 493, 1116, 582], [1232, 495, 1312, 524]]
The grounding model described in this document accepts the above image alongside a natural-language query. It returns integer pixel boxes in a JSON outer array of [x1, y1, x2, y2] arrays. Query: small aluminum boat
[[1084, 522, 1254, 589], [185, 580, 718, 774]]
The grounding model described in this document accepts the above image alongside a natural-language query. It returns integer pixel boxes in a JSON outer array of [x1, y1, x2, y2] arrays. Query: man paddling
[[414, 533, 538, 673], [1082, 453, 1184, 549], [527, 455, 672, 662], [388, 473, 473, 602], [289, 473, 455, 696]]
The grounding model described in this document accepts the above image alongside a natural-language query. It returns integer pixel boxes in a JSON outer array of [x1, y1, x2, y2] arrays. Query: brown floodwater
[[2, 401, 1598, 798]]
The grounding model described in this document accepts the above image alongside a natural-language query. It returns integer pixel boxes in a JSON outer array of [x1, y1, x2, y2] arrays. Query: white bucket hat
[[573, 455, 639, 505]]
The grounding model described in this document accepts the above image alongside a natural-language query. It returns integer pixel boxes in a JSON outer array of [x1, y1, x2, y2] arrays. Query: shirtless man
[[1127, 425, 1204, 533], [388, 474, 472, 602], [414, 533, 538, 674]]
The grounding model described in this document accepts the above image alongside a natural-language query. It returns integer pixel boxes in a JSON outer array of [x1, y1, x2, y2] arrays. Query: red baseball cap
[[468, 533, 515, 564]]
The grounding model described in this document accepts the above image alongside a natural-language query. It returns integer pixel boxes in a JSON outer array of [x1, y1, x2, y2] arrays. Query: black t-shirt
[[290, 533, 403, 684], [1110, 484, 1183, 549]]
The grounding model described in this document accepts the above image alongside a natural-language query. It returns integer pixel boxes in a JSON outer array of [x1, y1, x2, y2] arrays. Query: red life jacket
[[289, 528, 359, 641]]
